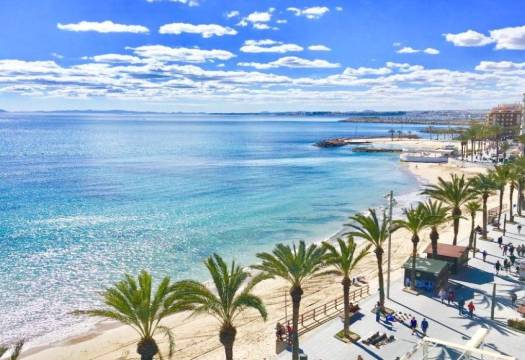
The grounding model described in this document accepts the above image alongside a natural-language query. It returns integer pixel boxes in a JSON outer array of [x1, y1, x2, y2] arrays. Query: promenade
[[277, 219, 524, 360]]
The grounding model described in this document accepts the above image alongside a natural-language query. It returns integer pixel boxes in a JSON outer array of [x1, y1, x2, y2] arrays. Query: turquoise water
[[0, 114, 422, 345]]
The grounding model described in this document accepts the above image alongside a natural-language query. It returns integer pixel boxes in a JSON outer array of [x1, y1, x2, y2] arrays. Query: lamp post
[[385, 191, 395, 299]]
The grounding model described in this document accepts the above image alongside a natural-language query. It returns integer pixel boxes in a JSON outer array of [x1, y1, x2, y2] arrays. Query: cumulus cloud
[[335, 6, 343, 11], [238, 56, 340, 69], [308, 44, 331, 51], [287, 6, 330, 19], [397, 46, 439, 55], [343, 66, 392, 76], [237, 9, 276, 30], [445, 25, 525, 50], [444, 30, 493, 47], [490, 25, 525, 50], [240, 40, 303, 53], [57, 20, 149, 33], [87, 54, 144, 64], [475, 61, 525, 72], [159, 23, 237, 38], [128, 45, 235, 63]]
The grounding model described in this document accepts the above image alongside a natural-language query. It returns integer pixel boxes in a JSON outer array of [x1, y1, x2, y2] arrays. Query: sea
[[0, 113, 429, 347]]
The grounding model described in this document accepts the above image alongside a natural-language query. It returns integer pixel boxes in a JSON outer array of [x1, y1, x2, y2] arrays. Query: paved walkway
[[277, 218, 525, 360]]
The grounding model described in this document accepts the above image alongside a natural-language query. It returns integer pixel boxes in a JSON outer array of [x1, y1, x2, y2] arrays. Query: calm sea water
[[0, 114, 423, 346]]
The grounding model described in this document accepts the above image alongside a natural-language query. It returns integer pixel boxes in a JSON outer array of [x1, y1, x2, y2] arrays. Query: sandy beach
[[23, 138, 504, 360]]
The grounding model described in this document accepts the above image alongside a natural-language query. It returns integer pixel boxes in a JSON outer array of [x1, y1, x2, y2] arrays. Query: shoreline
[[22, 138, 492, 360]]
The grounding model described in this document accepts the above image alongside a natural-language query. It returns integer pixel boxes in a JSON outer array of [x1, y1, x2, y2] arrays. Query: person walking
[[467, 301, 475, 318], [421, 318, 429, 336], [518, 224, 522, 234], [511, 292, 517, 306], [375, 306, 381, 323], [510, 254, 516, 266], [482, 250, 487, 262], [503, 244, 508, 256], [410, 317, 418, 335], [447, 289, 455, 305], [438, 288, 446, 304], [504, 258, 510, 272], [498, 236, 503, 248], [458, 297, 465, 315], [509, 244, 515, 256], [495, 260, 501, 274]]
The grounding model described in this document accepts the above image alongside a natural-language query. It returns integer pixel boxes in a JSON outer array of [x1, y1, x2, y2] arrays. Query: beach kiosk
[[424, 243, 468, 273], [403, 257, 449, 292]]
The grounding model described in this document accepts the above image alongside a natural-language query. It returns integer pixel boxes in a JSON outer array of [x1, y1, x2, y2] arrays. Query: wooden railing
[[277, 284, 370, 336]]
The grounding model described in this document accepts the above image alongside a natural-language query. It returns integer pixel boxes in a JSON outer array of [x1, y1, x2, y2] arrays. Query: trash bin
[[299, 354, 308, 360]]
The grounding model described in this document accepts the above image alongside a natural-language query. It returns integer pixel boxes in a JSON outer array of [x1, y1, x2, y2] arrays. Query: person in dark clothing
[[509, 244, 514, 256], [503, 244, 508, 256], [511, 292, 517, 306], [510, 254, 516, 266], [410, 317, 417, 335], [375, 306, 381, 322], [447, 290, 455, 305], [504, 258, 511, 272], [421, 318, 429, 336], [495, 260, 501, 274], [482, 250, 487, 262], [518, 224, 522, 234], [458, 298, 465, 315], [498, 236, 503, 248]]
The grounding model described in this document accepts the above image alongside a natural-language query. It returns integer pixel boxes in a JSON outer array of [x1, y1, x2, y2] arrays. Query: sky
[[0, 0, 524, 112]]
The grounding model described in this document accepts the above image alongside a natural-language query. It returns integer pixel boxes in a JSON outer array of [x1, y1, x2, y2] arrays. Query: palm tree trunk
[[482, 195, 488, 239], [290, 286, 303, 360], [469, 215, 475, 254], [375, 247, 385, 310], [430, 226, 439, 258], [471, 140, 474, 162], [518, 181, 523, 216], [137, 337, 159, 360], [342, 277, 351, 337], [410, 235, 419, 290], [452, 207, 461, 245], [219, 324, 237, 360], [509, 184, 515, 222]]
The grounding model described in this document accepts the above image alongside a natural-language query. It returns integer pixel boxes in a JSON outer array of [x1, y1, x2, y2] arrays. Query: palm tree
[[0, 341, 24, 360], [422, 174, 476, 245], [174, 255, 267, 360], [76, 271, 187, 360], [465, 201, 481, 255], [392, 204, 431, 290], [322, 237, 370, 338], [516, 134, 525, 156], [388, 129, 395, 141], [507, 163, 520, 222], [420, 199, 450, 258], [493, 165, 510, 227], [512, 157, 525, 216], [252, 241, 325, 360], [470, 173, 497, 239], [347, 209, 394, 311]]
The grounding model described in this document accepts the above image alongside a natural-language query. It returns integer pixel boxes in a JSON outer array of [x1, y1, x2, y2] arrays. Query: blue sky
[[0, 0, 524, 112]]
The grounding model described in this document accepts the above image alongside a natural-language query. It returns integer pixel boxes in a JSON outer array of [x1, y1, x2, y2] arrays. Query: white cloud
[[146, 0, 200, 6], [287, 6, 330, 19], [475, 61, 525, 72], [308, 44, 331, 51], [129, 45, 235, 63], [386, 62, 424, 73], [238, 56, 340, 69], [444, 30, 493, 47], [226, 10, 240, 18], [246, 11, 272, 23], [276, 19, 288, 24], [343, 66, 392, 76], [490, 25, 525, 50], [424, 48, 440, 55], [253, 23, 271, 30], [159, 23, 237, 38], [57, 20, 149, 34], [241, 40, 303, 53], [392, 42, 402, 47], [88, 54, 144, 64], [51, 52, 64, 59], [335, 6, 343, 11], [397, 46, 439, 55]]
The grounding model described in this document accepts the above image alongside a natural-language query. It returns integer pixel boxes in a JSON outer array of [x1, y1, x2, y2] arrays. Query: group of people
[[409, 316, 429, 336], [275, 322, 295, 345], [495, 236, 523, 275], [438, 288, 476, 318]]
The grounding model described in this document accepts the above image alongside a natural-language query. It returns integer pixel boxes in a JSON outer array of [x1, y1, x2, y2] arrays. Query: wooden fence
[[277, 284, 370, 336]]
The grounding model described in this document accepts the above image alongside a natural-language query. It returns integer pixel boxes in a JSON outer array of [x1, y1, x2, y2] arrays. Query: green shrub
[[508, 319, 525, 331]]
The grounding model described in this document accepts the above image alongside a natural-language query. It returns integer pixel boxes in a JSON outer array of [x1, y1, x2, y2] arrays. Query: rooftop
[[402, 256, 449, 274], [489, 104, 522, 113], [424, 243, 468, 258]]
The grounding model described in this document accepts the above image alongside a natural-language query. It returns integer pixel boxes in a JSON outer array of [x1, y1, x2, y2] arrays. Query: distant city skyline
[[1, 0, 524, 112]]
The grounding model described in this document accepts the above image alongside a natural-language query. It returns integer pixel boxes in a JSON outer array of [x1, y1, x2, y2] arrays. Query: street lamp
[[385, 191, 397, 299]]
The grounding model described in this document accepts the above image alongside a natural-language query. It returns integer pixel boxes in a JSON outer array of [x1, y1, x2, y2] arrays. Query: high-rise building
[[486, 104, 522, 139]]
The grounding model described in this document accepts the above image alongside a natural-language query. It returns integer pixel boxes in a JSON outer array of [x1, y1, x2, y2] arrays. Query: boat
[[400, 152, 449, 163]]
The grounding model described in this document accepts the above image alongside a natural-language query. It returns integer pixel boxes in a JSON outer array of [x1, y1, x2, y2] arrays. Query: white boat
[[400, 152, 449, 163]]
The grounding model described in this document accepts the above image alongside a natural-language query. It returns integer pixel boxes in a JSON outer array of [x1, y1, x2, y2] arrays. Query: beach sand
[[23, 138, 504, 360]]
